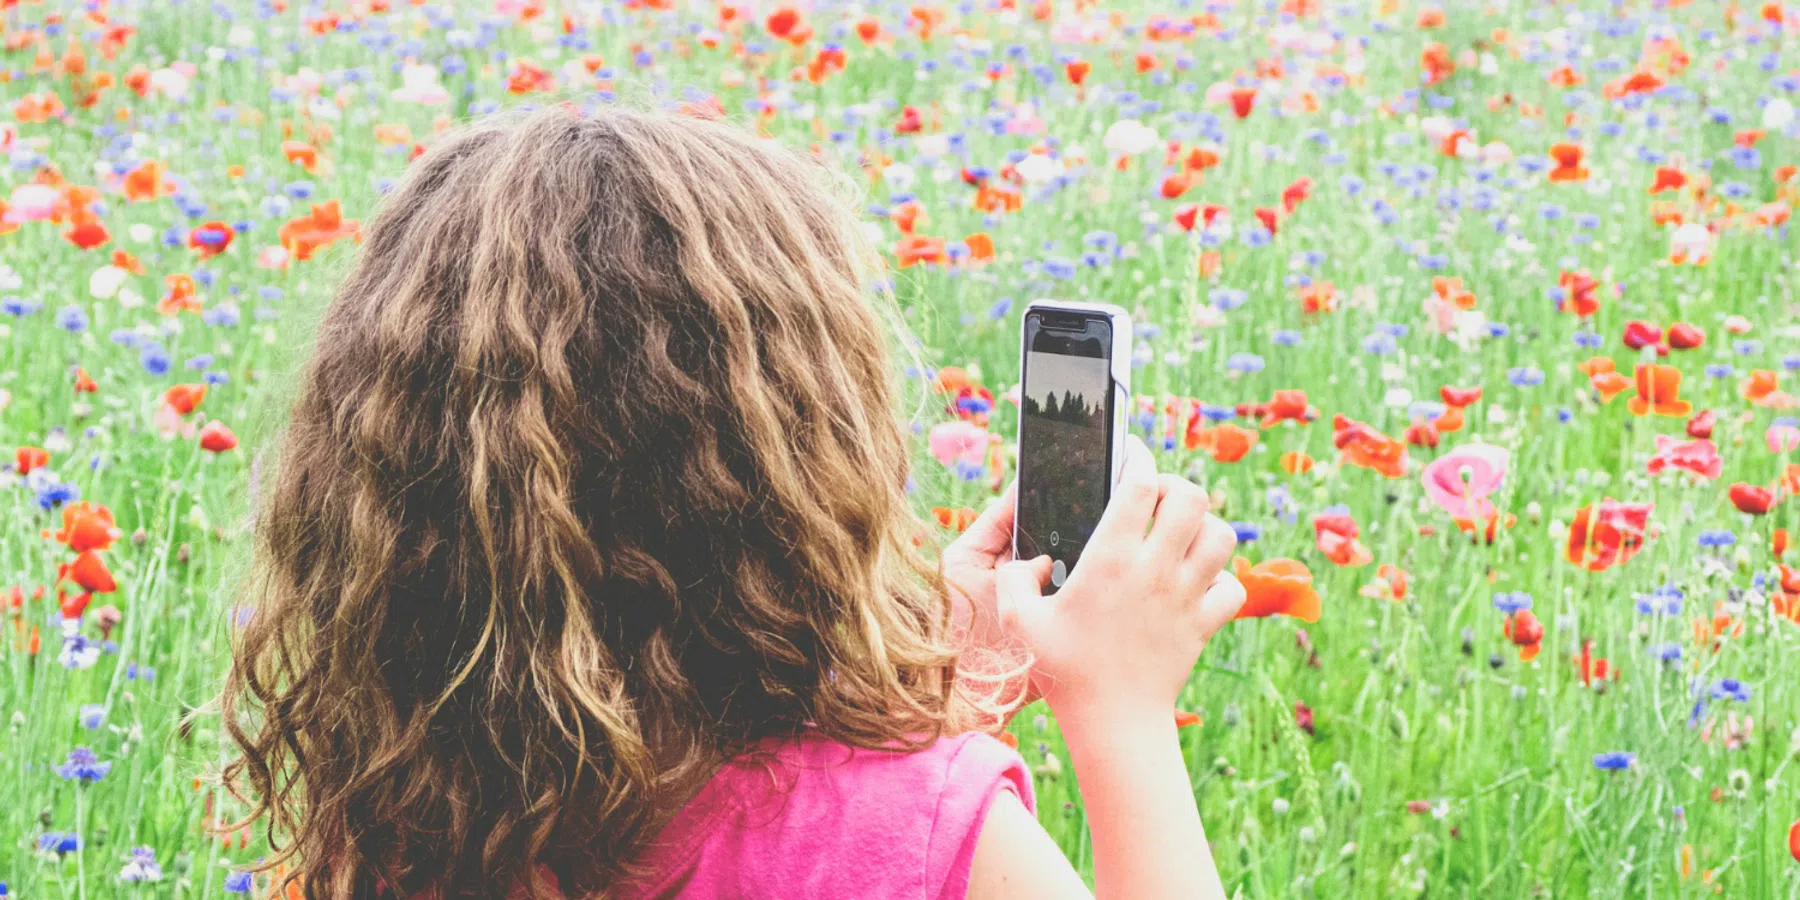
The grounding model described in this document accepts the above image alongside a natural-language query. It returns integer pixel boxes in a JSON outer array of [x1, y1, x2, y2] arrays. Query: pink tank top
[[618, 731, 1034, 899]]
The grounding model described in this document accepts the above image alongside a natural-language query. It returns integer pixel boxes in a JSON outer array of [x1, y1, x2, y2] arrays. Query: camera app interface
[[1016, 313, 1113, 587]]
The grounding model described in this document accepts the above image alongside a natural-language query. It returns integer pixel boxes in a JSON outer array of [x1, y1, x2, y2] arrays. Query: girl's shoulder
[[622, 731, 1034, 900]]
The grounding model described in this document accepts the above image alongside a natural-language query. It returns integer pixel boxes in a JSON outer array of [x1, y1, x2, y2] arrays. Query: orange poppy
[[1740, 370, 1796, 409], [281, 140, 319, 172], [50, 501, 117, 553], [1574, 639, 1618, 686], [962, 232, 995, 262], [1431, 407, 1465, 434], [73, 367, 98, 393], [162, 383, 207, 415], [1591, 370, 1633, 402], [930, 506, 977, 531], [16, 446, 50, 475], [1187, 423, 1258, 462], [121, 160, 169, 201], [1256, 389, 1317, 428], [1558, 270, 1601, 317], [1230, 556, 1321, 622], [1314, 510, 1372, 567], [1548, 142, 1588, 182], [1626, 363, 1692, 417], [278, 200, 362, 262], [1279, 451, 1314, 474], [1503, 609, 1544, 661], [157, 273, 201, 315]]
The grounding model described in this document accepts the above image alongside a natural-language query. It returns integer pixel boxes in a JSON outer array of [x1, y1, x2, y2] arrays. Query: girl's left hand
[[942, 482, 1035, 700]]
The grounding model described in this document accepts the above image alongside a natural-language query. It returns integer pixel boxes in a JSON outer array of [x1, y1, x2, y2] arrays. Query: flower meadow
[[1, 0, 1798, 895]]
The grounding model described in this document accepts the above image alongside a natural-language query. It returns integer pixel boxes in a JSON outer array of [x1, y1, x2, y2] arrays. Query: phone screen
[[1016, 311, 1114, 586]]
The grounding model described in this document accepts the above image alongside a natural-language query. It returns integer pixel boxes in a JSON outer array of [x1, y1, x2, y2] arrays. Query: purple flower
[[55, 747, 112, 783], [1592, 751, 1635, 770]]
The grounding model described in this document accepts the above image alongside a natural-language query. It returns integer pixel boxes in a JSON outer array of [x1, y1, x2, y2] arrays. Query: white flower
[[227, 25, 254, 47], [1762, 97, 1794, 132], [881, 162, 916, 191], [1419, 116, 1456, 142], [393, 64, 450, 105], [8, 183, 58, 221], [89, 266, 129, 300], [913, 133, 950, 158], [117, 287, 144, 309], [148, 67, 190, 101], [128, 223, 154, 243], [1013, 153, 1060, 184], [1480, 141, 1512, 166], [1670, 222, 1712, 263], [1101, 119, 1158, 157], [0, 263, 20, 292], [60, 635, 101, 670]]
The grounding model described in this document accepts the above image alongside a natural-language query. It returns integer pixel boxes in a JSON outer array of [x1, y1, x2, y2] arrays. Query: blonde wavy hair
[[221, 105, 1002, 899]]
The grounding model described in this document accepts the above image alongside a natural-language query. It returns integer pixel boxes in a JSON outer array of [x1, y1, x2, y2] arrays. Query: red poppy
[[1440, 385, 1482, 408], [1253, 206, 1280, 235], [162, 383, 206, 415], [1626, 364, 1692, 417], [505, 59, 554, 94], [1727, 483, 1774, 516], [1558, 270, 1601, 317], [63, 218, 110, 250], [1332, 414, 1409, 478], [1313, 510, 1372, 567], [59, 590, 92, 621], [1255, 389, 1317, 428], [893, 235, 947, 268], [122, 160, 169, 201], [1420, 42, 1454, 86], [1227, 87, 1256, 119], [1666, 322, 1705, 350], [59, 550, 117, 594], [1566, 498, 1654, 571], [1790, 820, 1799, 864], [1404, 420, 1440, 448], [1573, 639, 1616, 686], [1685, 409, 1715, 439], [1280, 177, 1313, 214], [1648, 166, 1686, 194], [1064, 60, 1090, 85], [1645, 435, 1721, 480], [1621, 319, 1663, 351], [16, 446, 49, 475], [1159, 172, 1192, 199], [199, 421, 238, 453], [187, 220, 235, 259], [1504, 609, 1544, 661], [73, 367, 98, 394], [1174, 709, 1202, 728]]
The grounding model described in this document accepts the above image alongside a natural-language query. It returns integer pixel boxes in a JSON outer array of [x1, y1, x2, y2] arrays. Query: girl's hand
[[996, 436, 1244, 728], [941, 481, 1023, 654]]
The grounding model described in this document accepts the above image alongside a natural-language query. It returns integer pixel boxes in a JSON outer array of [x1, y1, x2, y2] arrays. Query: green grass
[[1, 0, 1796, 895]]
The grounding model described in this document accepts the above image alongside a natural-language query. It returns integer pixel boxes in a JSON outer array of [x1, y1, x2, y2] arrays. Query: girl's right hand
[[997, 435, 1244, 728]]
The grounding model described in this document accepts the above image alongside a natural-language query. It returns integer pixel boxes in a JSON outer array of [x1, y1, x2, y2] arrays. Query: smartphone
[[1013, 301, 1132, 588]]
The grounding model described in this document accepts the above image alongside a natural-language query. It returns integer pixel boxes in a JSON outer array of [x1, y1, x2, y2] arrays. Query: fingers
[[957, 481, 1019, 558], [1092, 435, 1161, 545], [1146, 475, 1208, 560], [1195, 571, 1248, 637], [1185, 514, 1238, 577]]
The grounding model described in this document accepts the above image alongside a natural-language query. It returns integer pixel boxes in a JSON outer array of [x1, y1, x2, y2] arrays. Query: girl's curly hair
[[221, 105, 987, 899]]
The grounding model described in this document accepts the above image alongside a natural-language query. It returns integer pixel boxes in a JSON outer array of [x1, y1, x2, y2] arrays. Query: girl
[[222, 105, 1245, 900]]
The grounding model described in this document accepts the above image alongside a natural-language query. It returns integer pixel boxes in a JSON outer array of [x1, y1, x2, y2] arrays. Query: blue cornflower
[[185, 353, 215, 371], [1507, 367, 1544, 387], [55, 305, 88, 333], [1492, 592, 1533, 614], [140, 344, 171, 376], [1592, 751, 1635, 770], [225, 871, 254, 894], [3, 296, 43, 317], [1199, 404, 1236, 421], [119, 846, 163, 882], [1229, 522, 1260, 543], [987, 297, 1012, 320], [1734, 340, 1761, 356], [1271, 330, 1302, 347], [203, 304, 242, 327], [37, 832, 81, 855], [1226, 353, 1265, 374], [78, 704, 104, 729], [1697, 529, 1736, 547], [1266, 485, 1297, 524], [55, 746, 112, 783], [1710, 678, 1751, 702], [1573, 331, 1604, 348], [1649, 642, 1682, 662], [1208, 288, 1248, 310], [1362, 332, 1397, 355], [1705, 364, 1735, 379]]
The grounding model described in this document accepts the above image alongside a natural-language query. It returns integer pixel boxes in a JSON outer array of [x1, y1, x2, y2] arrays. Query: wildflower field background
[[2, 0, 1798, 895]]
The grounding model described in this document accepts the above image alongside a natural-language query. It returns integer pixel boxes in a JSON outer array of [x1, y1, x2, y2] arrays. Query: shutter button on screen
[[1051, 558, 1067, 588]]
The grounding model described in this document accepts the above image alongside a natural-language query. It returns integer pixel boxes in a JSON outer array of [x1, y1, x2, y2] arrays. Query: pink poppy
[[1421, 443, 1508, 521], [1645, 435, 1722, 480], [1769, 423, 1800, 454], [928, 421, 988, 469]]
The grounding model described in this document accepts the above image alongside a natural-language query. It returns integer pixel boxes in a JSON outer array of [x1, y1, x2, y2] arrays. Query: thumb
[[995, 556, 1054, 632]]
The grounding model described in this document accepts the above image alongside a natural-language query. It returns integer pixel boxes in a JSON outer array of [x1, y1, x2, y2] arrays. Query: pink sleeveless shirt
[[618, 732, 1034, 899]]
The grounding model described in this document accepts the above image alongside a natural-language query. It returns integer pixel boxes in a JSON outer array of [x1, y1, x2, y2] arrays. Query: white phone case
[[1012, 300, 1133, 565]]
